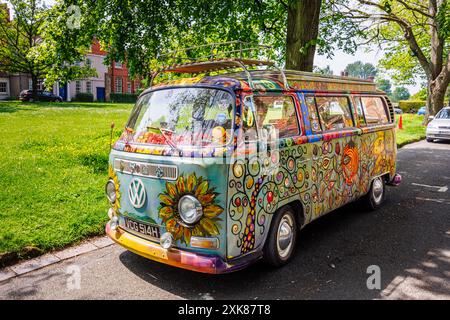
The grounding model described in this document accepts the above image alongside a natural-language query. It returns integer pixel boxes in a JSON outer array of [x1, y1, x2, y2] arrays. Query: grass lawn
[[0, 101, 132, 265], [395, 113, 427, 148], [0, 101, 427, 266]]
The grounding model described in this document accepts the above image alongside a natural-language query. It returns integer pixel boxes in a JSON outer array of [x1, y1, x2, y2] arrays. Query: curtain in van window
[[361, 97, 389, 124], [316, 96, 353, 131]]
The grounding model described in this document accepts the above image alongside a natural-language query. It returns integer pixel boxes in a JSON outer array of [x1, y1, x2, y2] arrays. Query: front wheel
[[426, 137, 434, 143], [263, 206, 297, 267], [363, 176, 386, 210]]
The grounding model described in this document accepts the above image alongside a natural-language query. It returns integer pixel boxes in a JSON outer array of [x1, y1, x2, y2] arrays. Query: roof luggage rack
[[150, 41, 290, 90]]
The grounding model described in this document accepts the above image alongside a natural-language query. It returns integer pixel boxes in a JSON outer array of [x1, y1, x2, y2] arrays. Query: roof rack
[[150, 41, 290, 90]]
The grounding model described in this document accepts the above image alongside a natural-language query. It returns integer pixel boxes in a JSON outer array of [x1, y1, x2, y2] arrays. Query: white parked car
[[426, 107, 450, 142]]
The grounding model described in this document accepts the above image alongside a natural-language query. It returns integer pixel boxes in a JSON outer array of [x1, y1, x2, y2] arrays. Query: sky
[[16, 0, 422, 94]]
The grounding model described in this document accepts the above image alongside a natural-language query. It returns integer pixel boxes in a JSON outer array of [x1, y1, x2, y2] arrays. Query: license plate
[[121, 217, 161, 239]]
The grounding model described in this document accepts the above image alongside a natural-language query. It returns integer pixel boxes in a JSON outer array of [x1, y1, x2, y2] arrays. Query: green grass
[[0, 101, 132, 264], [395, 113, 427, 148]]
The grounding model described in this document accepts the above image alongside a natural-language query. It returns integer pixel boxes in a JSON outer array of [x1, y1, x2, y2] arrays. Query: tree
[[376, 79, 392, 95], [392, 86, 411, 102], [0, 0, 49, 99], [344, 61, 377, 79], [285, 0, 322, 70], [67, 0, 366, 80], [0, 0, 95, 99], [331, 0, 450, 115], [314, 65, 334, 75]]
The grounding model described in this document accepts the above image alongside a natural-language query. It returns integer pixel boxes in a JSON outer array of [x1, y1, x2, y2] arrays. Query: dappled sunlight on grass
[[0, 101, 132, 262]]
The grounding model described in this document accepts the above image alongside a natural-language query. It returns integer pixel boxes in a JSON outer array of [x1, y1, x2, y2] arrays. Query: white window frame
[[86, 81, 92, 94], [0, 79, 9, 95], [76, 81, 82, 94], [115, 77, 122, 93]]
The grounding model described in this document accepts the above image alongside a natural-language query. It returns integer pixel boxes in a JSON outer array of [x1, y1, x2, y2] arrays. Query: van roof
[[149, 69, 380, 94]]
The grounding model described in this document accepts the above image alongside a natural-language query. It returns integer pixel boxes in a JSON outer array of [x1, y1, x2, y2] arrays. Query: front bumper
[[387, 173, 402, 186], [105, 222, 257, 274], [426, 129, 450, 140]]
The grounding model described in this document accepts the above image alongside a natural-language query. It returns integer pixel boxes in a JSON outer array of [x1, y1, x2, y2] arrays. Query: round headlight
[[105, 179, 117, 203], [178, 195, 203, 225]]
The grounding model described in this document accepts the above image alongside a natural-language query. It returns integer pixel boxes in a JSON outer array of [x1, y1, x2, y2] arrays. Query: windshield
[[125, 88, 234, 148], [436, 108, 450, 119]]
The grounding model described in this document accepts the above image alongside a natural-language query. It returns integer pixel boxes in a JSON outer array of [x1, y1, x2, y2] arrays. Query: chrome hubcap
[[372, 177, 384, 204], [277, 214, 294, 259]]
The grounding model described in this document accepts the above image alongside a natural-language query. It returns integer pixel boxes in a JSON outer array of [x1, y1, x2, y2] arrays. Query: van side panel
[[225, 91, 396, 260]]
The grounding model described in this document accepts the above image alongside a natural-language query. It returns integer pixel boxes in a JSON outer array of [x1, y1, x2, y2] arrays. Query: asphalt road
[[1, 140, 449, 300]]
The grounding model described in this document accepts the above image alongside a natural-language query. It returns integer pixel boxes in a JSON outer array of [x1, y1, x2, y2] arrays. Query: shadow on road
[[118, 142, 450, 300]]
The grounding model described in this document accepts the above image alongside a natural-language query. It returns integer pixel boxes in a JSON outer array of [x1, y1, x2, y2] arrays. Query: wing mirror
[[428, 116, 434, 121]]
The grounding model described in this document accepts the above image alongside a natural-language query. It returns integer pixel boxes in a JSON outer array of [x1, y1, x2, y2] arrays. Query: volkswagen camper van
[[105, 45, 401, 273]]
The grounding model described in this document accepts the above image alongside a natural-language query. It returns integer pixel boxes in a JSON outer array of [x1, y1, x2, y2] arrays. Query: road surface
[[1, 140, 449, 300]]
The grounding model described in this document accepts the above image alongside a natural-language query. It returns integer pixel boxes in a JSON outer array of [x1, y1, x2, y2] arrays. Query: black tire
[[263, 206, 297, 267], [426, 138, 434, 143], [362, 176, 386, 211]]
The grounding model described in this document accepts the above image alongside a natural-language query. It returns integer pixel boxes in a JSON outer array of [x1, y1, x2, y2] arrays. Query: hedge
[[398, 100, 426, 113], [110, 93, 139, 103], [72, 93, 94, 102]]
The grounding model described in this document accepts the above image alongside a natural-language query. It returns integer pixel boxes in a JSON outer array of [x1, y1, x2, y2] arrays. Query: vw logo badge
[[128, 178, 146, 209]]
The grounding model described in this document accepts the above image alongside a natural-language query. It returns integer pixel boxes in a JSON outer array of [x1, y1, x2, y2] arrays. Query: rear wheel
[[263, 206, 297, 267], [363, 176, 386, 210]]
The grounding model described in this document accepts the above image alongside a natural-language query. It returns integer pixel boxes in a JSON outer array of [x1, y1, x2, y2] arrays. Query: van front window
[[125, 88, 234, 148]]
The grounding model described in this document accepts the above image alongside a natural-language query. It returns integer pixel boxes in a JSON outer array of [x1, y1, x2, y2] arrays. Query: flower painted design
[[342, 141, 359, 185], [158, 173, 223, 245], [108, 165, 121, 212]]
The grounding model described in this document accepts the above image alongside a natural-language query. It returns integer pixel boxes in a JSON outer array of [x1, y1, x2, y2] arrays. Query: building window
[[86, 81, 92, 94], [85, 58, 92, 67], [115, 61, 122, 69], [76, 81, 82, 94], [115, 77, 122, 93], [127, 82, 132, 93], [28, 79, 44, 91], [0, 81, 7, 94]]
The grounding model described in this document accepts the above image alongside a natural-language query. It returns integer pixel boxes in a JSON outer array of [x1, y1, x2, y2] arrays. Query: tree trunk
[[428, 77, 448, 115], [285, 0, 322, 71], [31, 74, 38, 102]]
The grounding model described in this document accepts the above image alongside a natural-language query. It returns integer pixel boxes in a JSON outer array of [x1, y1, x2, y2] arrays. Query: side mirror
[[428, 116, 434, 121]]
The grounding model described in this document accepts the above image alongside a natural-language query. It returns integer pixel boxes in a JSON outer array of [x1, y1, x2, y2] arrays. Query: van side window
[[304, 95, 322, 133], [316, 96, 354, 131], [361, 97, 389, 124], [353, 97, 367, 126], [241, 96, 258, 142], [253, 95, 299, 138]]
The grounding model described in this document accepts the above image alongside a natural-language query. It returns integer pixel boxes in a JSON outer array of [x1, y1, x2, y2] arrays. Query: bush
[[73, 93, 94, 102], [398, 100, 426, 113], [110, 93, 139, 103]]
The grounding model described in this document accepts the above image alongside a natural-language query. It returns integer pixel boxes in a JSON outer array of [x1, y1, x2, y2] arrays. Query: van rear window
[[316, 96, 354, 131], [360, 97, 389, 124]]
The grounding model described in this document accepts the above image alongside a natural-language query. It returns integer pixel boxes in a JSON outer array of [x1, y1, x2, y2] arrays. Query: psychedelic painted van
[[105, 56, 401, 273]]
